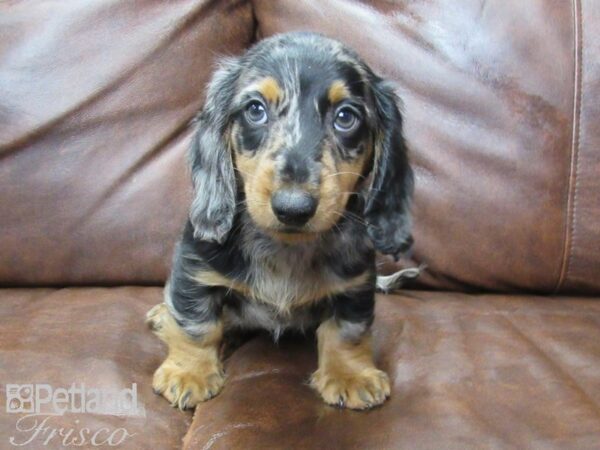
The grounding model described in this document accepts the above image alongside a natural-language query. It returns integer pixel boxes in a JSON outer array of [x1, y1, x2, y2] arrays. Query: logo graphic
[[6, 384, 35, 414], [5, 383, 141, 447], [5, 383, 142, 416]]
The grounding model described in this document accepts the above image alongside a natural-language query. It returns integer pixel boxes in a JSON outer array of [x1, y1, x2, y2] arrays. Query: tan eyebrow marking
[[256, 76, 282, 104], [328, 80, 350, 104]]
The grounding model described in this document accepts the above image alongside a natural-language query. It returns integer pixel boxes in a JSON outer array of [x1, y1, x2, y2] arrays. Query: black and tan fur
[[147, 32, 414, 410]]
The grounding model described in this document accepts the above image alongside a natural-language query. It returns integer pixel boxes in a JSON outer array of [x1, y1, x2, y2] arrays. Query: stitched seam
[[555, 0, 583, 293], [568, 0, 584, 286]]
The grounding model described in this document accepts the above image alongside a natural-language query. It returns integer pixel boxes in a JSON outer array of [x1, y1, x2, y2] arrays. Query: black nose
[[271, 190, 318, 227]]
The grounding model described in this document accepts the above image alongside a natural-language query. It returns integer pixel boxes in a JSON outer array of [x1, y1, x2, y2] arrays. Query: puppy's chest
[[246, 256, 338, 311], [197, 245, 368, 314], [230, 252, 369, 334]]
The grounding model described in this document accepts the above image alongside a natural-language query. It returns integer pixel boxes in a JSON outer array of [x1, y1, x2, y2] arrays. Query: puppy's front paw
[[311, 368, 391, 410], [152, 359, 225, 410]]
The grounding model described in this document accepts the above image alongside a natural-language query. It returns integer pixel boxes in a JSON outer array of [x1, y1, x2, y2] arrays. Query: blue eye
[[245, 101, 268, 125], [334, 107, 359, 132]]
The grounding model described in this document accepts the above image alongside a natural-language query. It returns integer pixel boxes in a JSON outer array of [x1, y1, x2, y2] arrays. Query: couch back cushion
[[253, 0, 600, 294], [1, 0, 598, 294], [0, 0, 254, 285]]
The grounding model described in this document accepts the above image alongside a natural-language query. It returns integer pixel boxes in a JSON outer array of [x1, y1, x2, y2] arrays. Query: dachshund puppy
[[147, 32, 413, 411]]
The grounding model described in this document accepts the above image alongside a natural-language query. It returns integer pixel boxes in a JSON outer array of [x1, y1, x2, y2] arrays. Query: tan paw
[[152, 359, 225, 410], [311, 368, 391, 410], [146, 303, 167, 332]]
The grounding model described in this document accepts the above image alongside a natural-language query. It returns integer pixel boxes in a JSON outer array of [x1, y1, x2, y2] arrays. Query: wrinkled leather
[[2, 1, 600, 448], [0, 287, 191, 449], [0, 0, 600, 293], [253, 0, 600, 294], [184, 292, 600, 450], [1, 0, 599, 293], [559, 0, 600, 293], [0, 0, 254, 286], [2, 289, 599, 449]]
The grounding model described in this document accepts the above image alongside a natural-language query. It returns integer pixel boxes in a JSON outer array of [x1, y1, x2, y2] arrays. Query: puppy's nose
[[271, 190, 317, 227]]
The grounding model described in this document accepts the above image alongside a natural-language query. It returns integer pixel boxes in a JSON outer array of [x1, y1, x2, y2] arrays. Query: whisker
[[332, 210, 369, 227], [324, 171, 365, 180], [331, 221, 343, 235], [235, 197, 270, 208]]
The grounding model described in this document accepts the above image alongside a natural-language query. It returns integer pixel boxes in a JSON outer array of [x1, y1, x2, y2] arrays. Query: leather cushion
[[184, 291, 600, 449], [0, 287, 190, 449], [0, 0, 254, 285], [253, 0, 600, 294]]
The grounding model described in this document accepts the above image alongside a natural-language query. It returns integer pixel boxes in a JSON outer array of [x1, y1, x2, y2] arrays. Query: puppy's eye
[[245, 101, 268, 125], [333, 107, 359, 133]]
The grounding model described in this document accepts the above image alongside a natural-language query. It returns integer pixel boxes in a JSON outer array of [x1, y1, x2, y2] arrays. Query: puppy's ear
[[189, 58, 241, 244], [364, 79, 414, 258]]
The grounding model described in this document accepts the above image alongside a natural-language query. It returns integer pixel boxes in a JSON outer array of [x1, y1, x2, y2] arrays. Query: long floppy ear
[[364, 78, 414, 259], [189, 58, 241, 244]]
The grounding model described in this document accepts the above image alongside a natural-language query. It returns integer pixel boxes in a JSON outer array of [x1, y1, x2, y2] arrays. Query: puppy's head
[[189, 32, 413, 257]]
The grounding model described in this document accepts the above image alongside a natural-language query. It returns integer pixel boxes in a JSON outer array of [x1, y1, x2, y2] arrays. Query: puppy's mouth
[[266, 225, 321, 243], [278, 225, 308, 234]]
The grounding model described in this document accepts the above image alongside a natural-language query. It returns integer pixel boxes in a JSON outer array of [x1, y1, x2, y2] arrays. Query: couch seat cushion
[[0, 287, 190, 449], [184, 291, 600, 450]]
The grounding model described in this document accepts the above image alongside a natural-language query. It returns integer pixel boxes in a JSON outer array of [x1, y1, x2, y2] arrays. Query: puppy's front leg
[[146, 300, 224, 410], [311, 290, 390, 410]]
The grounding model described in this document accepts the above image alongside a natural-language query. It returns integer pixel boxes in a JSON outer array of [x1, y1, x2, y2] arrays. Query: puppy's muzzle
[[271, 189, 318, 227]]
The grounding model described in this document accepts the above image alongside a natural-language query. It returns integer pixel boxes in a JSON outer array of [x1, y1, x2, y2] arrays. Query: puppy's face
[[190, 33, 413, 257], [228, 40, 378, 242]]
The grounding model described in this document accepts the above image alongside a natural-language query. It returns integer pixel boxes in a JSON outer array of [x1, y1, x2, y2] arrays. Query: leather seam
[[555, 0, 583, 293]]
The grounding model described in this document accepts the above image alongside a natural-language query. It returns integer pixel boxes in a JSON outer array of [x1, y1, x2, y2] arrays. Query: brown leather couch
[[1, 1, 599, 449]]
